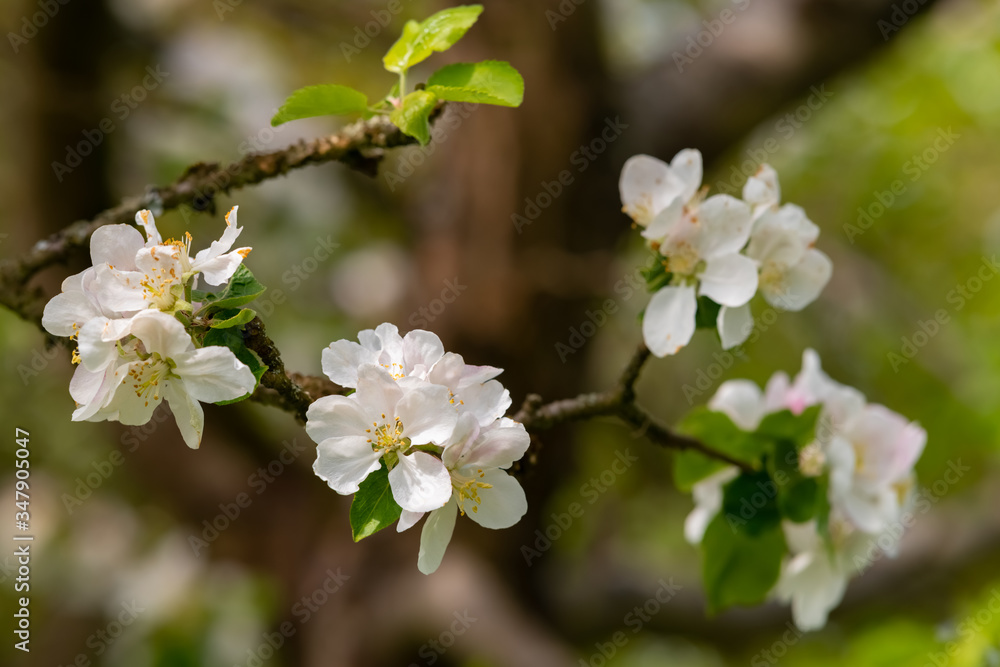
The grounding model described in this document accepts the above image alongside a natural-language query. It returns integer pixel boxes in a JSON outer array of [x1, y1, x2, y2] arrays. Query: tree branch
[[514, 343, 752, 471], [0, 113, 427, 324]]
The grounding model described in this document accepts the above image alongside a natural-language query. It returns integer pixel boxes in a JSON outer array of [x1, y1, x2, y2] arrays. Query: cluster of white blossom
[[306, 323, 530, 574], [685, 349, 926, 630], [619, 150, 833, 356], [41, 208, 257, 448]]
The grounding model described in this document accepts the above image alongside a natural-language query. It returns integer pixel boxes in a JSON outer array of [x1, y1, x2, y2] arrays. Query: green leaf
[[425, 60, 524, 107], [694, 295, 723, 330], [641, 254, 671, 292], [767, 438, 826, 524], [719, 469, 781, 536], [349, 463, 402, 541], [201, 265, 266, 312], [383, 5, 484, 74], [755, 405, 822, 449], [389, 90, 438, 145], [701, 511, 786, 614], [270, 84, 370, 126], [209, 308, 256, 329], [202, 327, 268, 403], [677, 407, 768, 466]]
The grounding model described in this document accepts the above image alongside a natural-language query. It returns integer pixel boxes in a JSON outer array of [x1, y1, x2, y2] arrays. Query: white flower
[[641, 195, 757, 356], [707, 374, 792, 431], [97, 208, 250, 312], [396, 413, 530, 574], [825, 404, 925, 534], [742, 164, 781, 220], [80, 310, 256, 449], [306, 364, 458, 512], [321, 323, 447, 387], [745, 204, 832, 312], [619, 149, 702, 229]]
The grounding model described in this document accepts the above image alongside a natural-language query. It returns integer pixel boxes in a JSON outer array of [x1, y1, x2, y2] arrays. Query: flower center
[[365, 414, 409, 457], [798, 442, 826, 477], [760, 260, 786, 296], [452, 468, 492, 516], [664, 240, 701, 277], [125, 354, 171, 407], [141, 247, 183, 308], [380, 362, 405, 380]]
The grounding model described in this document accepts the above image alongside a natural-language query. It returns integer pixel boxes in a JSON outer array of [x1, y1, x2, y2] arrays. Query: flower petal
[[692, 195, 753, 259], [42, 288, 100, 337], [172, 346, 256, 404], [388, 451, 453, 512], [135, 210, 162, 245], [313, 435, 382, 494], [402, 329, 445, 376], [619, 154, 685, 226], [709, 379, 764, 431], [456, 380, 510, 426], [306, 395, 372, 444], [164, 380, 205, 449], [355, 364, 404, 421], [746, 204, 817, 267], [90, 224, 145, 269], [642, 285, 697, 357], [453, 422, 530, 470], [417, 500, 458, 575], [640, 196, 684, 243], [442, 412, 481, 469], [717, 304, 753, 350], [764, 249, 832, 312], [670, 148, 703, 203], [321, 340, 377, 388], [698, 253, 759, 307], [742, 164, 781, 213], [396, 509, 425, 533], [395, 384, 457, 445], [465, 468, 527, 530]]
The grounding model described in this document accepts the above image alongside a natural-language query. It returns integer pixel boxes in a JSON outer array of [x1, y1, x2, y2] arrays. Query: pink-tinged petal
[[395, 384, 458, 445], [693, 195, 753, 259], [642, 285, 697, 357], [306, 395, 372, 444], [717, 303, 753, 350], [396, 509, 425, 533], [442, 412, 481, 469], [355, 364, 404, 421], [427, 352, 465, 389], [136, 210, 162, 245], [459, 363, 503, 386], [709, 380, 764, 431], [322, 340, 376, 388], [453, 422, 529, 471], [765, 249, 832, 312], [402, 329, 445, 375], [619, 154, 685, 226], [388, 451, 452, 512], [670, 148, 703, 202], [698, 253, 758, 307], [90, 224, 145, 269], [164, 381, 205, 449], [465, 469, 527, 530], [417, 500, 458, 575], [763, 371, 791, 413], [129, 310, 193, 359], [313, 435, 382, 495], [743, 164, 781, 213], [172, 347, 256, 404]]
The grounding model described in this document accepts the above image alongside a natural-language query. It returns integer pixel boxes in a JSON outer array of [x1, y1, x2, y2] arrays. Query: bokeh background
[[2, 0, 999, 665]]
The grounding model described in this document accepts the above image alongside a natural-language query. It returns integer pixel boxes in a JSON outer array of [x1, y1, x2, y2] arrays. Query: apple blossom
[[619, 149, 702, 229]]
